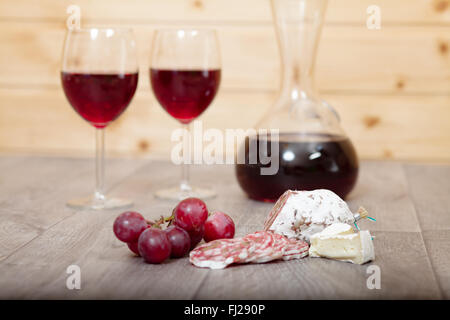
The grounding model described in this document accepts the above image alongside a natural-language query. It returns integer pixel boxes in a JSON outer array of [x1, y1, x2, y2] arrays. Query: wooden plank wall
[[0, 0, 449, 162]]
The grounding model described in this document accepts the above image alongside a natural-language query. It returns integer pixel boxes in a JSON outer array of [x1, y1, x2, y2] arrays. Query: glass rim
[[153, 27, 218, 35], [66, 26, 135, 34]]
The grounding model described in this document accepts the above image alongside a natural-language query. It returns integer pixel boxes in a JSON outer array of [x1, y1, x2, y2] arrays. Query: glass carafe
[[235, 0, 358, 202]]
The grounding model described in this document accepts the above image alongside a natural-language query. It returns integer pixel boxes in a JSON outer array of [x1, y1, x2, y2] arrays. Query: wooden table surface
[[0, 156, 449, 299]]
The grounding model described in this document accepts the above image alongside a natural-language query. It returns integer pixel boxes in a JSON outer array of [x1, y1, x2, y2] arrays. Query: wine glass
[[61, 27, 139, 210], [150, 28, 221, 200]]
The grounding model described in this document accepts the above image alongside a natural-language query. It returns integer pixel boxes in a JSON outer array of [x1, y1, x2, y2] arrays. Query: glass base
[[155, 186, 216, 201], [67, 195, 133, 210]]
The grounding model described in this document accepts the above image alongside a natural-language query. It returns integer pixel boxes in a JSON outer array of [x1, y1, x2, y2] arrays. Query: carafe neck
[[272, 0, 327, 100]]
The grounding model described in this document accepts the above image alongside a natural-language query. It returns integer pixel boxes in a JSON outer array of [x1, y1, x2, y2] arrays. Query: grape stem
[[146, 214, 174, 229]]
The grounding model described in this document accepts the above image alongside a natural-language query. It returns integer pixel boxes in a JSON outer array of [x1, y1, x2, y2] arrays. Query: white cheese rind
[[309, 223, 375, 264], [315, 222, 354, 237], [267, 189, 355, 242], [359, 230, 375, 264]]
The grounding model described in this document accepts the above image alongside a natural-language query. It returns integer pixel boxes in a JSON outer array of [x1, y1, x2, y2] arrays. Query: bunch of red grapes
[[113, 198, 235, 264]]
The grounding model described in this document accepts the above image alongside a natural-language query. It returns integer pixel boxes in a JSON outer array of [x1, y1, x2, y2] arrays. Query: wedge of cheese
[[309, 223, 375, 264]]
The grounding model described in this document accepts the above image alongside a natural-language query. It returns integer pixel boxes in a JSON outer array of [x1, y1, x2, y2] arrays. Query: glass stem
[[180, 123, 191, 192], [95, 128, 105, 201]]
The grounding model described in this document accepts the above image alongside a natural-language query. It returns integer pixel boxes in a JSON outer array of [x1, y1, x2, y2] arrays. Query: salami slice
[[281, 238, 309, 260], [189, 230, 309, 269], [262, 232, 290, 261], [189, 238, 254, 269], [243, 231, 279, 263], [282, 251, 309, 261], [283, 237, 309, 255]]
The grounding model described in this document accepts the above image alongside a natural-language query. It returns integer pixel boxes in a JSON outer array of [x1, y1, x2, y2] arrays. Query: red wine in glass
[[150, 69, 221, 124], [61, 27, 139, 210], [61, 72, 138, 128], [150, 28, 221, 200]]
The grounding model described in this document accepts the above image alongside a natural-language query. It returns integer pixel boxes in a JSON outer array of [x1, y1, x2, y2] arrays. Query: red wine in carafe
[[235, 133, 359, 202], [61, 72, 138, 128], [150, 69, 221, 124]]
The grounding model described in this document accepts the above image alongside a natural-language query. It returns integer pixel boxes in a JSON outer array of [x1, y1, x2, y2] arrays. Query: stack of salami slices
[[189, 231, 308, 269]]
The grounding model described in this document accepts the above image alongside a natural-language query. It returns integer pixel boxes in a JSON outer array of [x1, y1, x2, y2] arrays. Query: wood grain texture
[[0, 157, 448, 299], [194, 231, 441, 299], [404, 164, 450, 231], [1, 88, 449, 162], [0, 0, 449, 25], [1, 22, 449, 93], [422, 230, 450, 299], [0, 157, 147, 261], [0, 1, 449, 160], [345, 162, 421, 233]]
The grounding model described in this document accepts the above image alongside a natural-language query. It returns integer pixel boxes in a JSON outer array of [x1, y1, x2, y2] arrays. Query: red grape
[[173, 198, 208, 233], [113, 211, 148, 243], [165, 226, 191, 258], [188, 224, 205, 249], [127, 241, 140, 256], [204, 211, 235, 242], [138, 228, 171, 264]]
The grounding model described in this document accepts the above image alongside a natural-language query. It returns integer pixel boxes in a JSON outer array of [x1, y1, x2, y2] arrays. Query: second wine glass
[[150, 29, 221, 200]]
